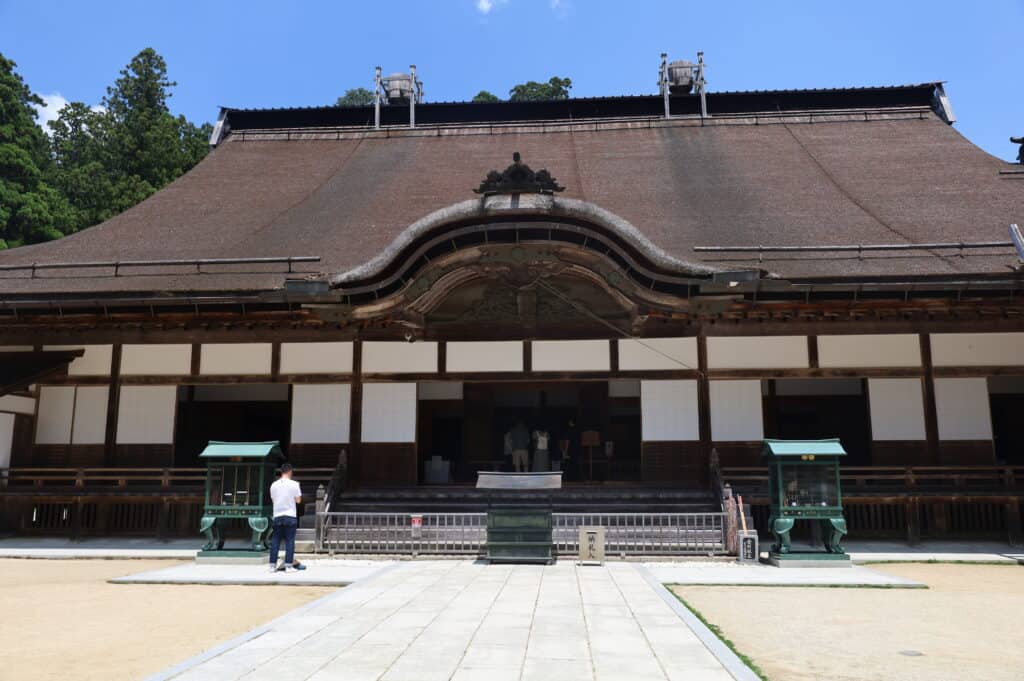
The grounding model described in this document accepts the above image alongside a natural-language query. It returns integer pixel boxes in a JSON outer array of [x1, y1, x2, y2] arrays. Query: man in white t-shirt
[[269, 463, 306, 572]]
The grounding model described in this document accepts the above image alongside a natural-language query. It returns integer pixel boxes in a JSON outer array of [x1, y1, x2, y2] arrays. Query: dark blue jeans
[[270, 515, 297, 566]]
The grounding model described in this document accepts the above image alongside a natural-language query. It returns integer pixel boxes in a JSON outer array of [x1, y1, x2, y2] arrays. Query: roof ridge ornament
[[473, 152, 565, 196], [1011, 136, 1024, 164]]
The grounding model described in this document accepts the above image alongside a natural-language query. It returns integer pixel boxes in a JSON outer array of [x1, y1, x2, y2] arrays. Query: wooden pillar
[[270, 342, 282, 380], [347, 340, 363, 490], [696, 333, 711, 484], [919, 334, 940, 465], [1007, 499, 1023, 547], [905, 498, 921, 546], [807, 335, 819, 369], [102, 344, 123, 467]]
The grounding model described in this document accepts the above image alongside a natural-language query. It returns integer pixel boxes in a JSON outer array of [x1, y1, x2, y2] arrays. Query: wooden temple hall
[[0, 69, 1022, 546]]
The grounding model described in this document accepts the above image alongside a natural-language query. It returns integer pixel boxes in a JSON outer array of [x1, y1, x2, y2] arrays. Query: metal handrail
[[694, 241, 1013, 253], [0, 255, 320, 277]]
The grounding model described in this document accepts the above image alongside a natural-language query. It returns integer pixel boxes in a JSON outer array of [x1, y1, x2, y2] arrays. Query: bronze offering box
[[198, 441, 285, 558], [763, 439, 850, 566]]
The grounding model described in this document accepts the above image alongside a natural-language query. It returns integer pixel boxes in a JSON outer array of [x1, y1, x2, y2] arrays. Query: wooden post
[[919, 334, 940, 465], [103, 344, 123, 466], [70, 498, 82, 542], [1007, 499, 1023, 547], [347, 340, 363, 491], [696, 334, 711, 485], [905, 498, 921, 545], [156, 499, 169, 541]]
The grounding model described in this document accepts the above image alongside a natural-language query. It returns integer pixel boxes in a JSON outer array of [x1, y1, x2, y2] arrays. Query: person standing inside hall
[[269, 463, 307, 572], [510, 419, 531, 472]]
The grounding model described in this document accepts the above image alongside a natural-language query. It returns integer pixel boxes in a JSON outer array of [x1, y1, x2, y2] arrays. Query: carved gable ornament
[[473, 152, 565, 196]]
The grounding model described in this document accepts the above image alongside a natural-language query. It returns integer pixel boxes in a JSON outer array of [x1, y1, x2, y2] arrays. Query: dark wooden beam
[[102, 344, 122, 466], [609, 339, 620, 373], [807, 335, 819, 369], [696, 334, 712, 473], [270, 342, 281, 380], [919, 334, 940, 465], [347, 340, 363, 490]]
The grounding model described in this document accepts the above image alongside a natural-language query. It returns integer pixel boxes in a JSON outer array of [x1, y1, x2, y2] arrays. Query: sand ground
[[0, 559, 334, 681], [672, 563, 1024, 681]]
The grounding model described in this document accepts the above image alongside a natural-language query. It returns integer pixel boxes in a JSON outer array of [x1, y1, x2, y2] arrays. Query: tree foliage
[[0, 48, 211, 249], [336, 87, 374, 107], [508, 77, 572, 102], [0, 54, 73, 247], [472, 90, 500, 103]]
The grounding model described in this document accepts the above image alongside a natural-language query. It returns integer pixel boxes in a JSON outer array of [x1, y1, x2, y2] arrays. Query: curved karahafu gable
[[331, 193, 721, 290]]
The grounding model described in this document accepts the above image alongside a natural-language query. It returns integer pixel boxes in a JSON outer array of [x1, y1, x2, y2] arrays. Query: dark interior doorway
[[765, 379, 872, 466], [419, 380, 641, 484], [990, 376, 1024, 465], [173, 385, 291, 467]]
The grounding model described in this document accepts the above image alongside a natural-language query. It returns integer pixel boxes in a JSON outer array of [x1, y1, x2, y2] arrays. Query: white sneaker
[[269, 563, 280, 573]]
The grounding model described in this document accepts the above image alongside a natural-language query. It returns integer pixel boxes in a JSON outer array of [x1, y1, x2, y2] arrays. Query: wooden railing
[[722, 465, 1024, 495], [0, 467, 208, 490], [0, 466, 336, 492]]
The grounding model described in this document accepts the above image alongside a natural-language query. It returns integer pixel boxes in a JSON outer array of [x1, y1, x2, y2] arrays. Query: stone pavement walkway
[[149, 560, 755, 681]]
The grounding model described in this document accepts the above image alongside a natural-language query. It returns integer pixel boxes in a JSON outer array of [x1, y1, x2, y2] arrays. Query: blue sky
[[2, 0, 1022, 161]]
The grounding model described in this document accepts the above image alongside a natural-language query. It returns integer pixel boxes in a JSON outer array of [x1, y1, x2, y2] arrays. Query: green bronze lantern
[[198, 441, 284, 556], [763, 438, 849, 564]]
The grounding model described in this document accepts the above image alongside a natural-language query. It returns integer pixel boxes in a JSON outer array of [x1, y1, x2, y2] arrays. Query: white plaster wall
[[44, 345, 113, 376], [120, 344, 192, 375], [934, 378, 993, 441], [931, 333, 1024, 367], [710, 380, 764, 441], [867, 378, 927, 441], [116, 386, 177, 444], [362, 342, 438, 374], [199, 343, 272, 375], [362, 383, 417, 442], [0, 412, 14, 469], [618, 338, 698, 371], [707, 336, 807, 369], [280, 342, 353, 374], [70, 386, 109, 445], [0, 395, 35, 415], [291, 384, 350, 443], [640, 380, 699, 441], [818, 334, 921, 368], [418, 382, 464, 401], [35, 386, 75, 444], [532, 340, 610, 372], [446, 341, 523, 372]]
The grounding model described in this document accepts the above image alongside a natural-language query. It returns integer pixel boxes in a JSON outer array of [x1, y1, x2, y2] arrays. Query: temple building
[[0, 75, 1021, 544]]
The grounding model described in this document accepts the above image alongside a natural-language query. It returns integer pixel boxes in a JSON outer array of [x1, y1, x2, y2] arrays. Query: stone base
[[196, 549, 269, 565], [768, 551, 851, 568]]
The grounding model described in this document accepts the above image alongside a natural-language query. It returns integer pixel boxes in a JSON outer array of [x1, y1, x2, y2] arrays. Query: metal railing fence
[[317, 510, 726, 556]]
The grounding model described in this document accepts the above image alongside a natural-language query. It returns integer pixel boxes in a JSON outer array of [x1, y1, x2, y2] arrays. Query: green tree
[[472, 90, 500, 103], [336, 87, 374, 106], [508, 77, 572, 102], [0, 53, 73, 247], [47, 48, 211, 236]]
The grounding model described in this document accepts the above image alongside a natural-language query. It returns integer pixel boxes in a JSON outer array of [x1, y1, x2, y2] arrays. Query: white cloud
[[476, 0, 509, 14], [31, 92, 104, 135], [32, 92, 69, 130]]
